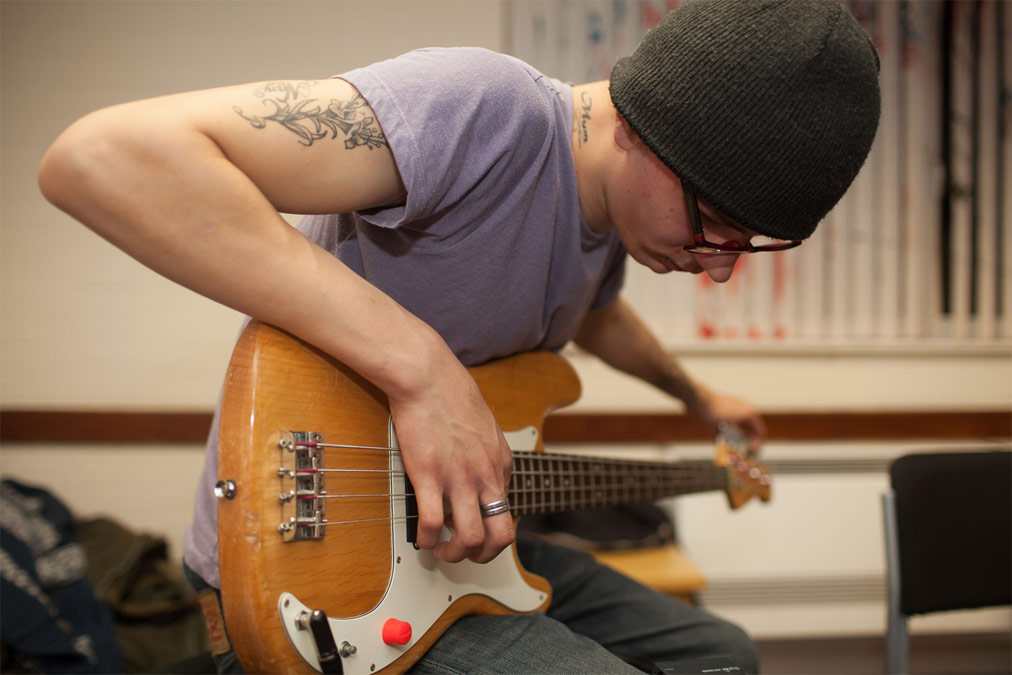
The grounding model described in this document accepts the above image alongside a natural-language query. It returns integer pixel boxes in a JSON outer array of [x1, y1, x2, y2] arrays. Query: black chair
[[881, 450, 1012, 674]]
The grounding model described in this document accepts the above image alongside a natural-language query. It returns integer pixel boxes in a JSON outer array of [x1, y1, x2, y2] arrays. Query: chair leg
[[885, 611, 909, 675], [882, 490, 909, 674]]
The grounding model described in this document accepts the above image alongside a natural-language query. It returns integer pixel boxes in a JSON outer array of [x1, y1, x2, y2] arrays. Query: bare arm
[[38, 78, 514, 563], [574, 297, 767, 452]]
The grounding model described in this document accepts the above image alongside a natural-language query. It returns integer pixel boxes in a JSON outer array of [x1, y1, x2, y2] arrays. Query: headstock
[[714, 426, 772, 509]]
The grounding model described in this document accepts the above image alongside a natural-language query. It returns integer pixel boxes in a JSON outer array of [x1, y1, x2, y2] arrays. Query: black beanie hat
[[609, 0, 881, 240]]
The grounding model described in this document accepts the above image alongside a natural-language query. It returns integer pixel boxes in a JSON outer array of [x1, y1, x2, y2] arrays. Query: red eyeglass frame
[[681, 185, 802, 254]]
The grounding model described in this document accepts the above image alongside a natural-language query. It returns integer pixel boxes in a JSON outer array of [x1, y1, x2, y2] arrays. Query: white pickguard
[[278, 423, 545, 674]]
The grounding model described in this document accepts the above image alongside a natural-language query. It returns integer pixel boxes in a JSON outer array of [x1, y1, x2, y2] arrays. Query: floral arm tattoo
[[233, 81, 388, 149]]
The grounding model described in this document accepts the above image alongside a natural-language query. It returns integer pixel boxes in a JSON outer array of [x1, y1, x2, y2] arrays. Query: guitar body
[[217, 321, 582, 674]]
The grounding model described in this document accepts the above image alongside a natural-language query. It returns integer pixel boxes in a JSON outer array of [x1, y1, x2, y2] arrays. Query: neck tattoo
[[576, 91, 592, 147]]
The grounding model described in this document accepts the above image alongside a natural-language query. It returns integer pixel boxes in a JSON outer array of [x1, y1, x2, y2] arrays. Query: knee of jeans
[[712, 620, 760, 674]]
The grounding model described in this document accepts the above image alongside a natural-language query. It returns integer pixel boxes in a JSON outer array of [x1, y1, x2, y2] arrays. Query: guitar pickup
[[402, 471, 418, 545], [277, 431, 327, 541]]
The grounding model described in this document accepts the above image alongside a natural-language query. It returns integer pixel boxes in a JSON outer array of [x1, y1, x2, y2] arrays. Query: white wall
[[1, 0, 507, 409]]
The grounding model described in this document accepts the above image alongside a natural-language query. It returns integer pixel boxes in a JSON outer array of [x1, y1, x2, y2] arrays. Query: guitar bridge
[[277, 431, 327, 541]]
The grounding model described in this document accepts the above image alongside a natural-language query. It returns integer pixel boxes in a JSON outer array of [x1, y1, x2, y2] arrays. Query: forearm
[[576, 298, 767, 448], [573, 298, 706, 412], [38, 99, 448, 401]]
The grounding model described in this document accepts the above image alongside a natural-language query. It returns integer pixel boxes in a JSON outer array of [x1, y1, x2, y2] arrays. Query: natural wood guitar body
[[217, 321, 580, 673]]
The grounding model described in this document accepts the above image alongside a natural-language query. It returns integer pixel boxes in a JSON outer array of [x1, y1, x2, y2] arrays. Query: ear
[[613, 113, 640, 151]]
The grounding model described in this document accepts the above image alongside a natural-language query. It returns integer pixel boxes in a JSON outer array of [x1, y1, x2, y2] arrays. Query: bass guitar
[[216, 321, 771, 674]]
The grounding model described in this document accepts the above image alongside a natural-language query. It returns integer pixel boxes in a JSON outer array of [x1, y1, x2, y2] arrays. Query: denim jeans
[[186, 533, 759, 674]]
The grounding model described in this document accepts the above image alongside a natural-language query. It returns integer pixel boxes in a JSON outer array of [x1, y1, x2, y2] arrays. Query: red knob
[[382, 618, 412, 646]]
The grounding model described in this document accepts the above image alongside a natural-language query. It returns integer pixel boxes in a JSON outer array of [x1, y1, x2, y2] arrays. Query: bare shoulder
[[193, 78, 406, 214]]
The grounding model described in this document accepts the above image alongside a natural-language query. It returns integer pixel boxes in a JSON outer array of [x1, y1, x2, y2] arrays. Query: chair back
[[890, 450, 1011, 616]]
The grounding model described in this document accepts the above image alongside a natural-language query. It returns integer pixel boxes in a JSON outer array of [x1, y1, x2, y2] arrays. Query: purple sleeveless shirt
[[183, 48, 626, 586]]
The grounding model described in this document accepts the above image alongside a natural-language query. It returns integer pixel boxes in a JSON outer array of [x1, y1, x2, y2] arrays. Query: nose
[[696, 252, 741, 283]]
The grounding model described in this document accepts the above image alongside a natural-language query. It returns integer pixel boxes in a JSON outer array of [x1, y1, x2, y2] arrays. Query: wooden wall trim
[[1, 409, 1009, 444], [0, 411, 214, 444], [543, 411, 1012, 442]]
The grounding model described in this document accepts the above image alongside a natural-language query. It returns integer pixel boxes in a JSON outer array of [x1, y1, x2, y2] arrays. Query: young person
[[39, 0, 880, 671]]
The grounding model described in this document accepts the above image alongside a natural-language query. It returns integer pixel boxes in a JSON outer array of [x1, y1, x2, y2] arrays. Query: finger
[[743, 415, 767, 456], [497, 436, 514, 485], [434, 494, 485, 564], [413, 483, 447, 551], [470, 510, 516, 564]]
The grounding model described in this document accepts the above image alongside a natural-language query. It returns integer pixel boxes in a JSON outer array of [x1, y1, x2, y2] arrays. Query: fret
[[519, 453, 531, 514], [603, 461, 613, 505], [554, 457, 562, 514], [561, 457, 571, 512], [533, 455, 543, 513], [513, 453, 521, 513]]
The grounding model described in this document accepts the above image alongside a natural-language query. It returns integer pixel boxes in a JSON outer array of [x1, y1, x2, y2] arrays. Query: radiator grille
[[701, 575, 886, 606]]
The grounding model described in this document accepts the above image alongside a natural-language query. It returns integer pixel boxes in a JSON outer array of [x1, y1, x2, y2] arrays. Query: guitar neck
[[508, 453, 727, 516]]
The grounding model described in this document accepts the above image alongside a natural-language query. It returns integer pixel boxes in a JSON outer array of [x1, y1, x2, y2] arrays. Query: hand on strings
[[688, 384, 767, 455], [387, 362, 515, 565]]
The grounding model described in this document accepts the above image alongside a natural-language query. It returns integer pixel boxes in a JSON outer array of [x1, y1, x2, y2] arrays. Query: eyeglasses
[[681, 185, 802, 255]]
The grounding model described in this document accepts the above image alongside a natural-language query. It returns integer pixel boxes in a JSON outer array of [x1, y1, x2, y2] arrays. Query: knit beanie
[[609, 0, 881, 240]]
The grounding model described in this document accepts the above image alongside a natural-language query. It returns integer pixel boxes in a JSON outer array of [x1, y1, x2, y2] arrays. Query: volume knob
[[381, 618, 412, 646]]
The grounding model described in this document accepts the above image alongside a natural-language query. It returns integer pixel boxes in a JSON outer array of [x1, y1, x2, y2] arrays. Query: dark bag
[[518, 503, 676, 551], [0, 479, 122, 674], [74, 517, 209, 673]]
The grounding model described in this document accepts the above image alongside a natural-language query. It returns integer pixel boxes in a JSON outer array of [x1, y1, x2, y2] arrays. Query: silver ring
[[479, 498, 510, 518]]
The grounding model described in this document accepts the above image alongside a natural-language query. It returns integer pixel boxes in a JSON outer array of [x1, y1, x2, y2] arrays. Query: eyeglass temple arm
[[682, 185, 704, 238]]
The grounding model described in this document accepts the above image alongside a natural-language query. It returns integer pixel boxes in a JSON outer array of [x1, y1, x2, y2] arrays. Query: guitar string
[[293, 445, 748, 478], [301, 468, 728, 481], [293, 463, 730, 504], [294, 471, 726, 498], [304, 473, 724, 501], [294, 441, 751, 471], [299, 466, 723, 492], [287, 471, 729, 528], [301, 466, 725, 479], [300, 441, 398, 452], [284, 443, 748, 528]]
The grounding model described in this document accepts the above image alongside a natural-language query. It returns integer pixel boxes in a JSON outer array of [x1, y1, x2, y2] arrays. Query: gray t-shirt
[[183, 47, 626, 586]]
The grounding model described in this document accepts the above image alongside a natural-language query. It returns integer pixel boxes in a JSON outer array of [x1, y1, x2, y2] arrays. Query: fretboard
[[508, 452, 727, 516]]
